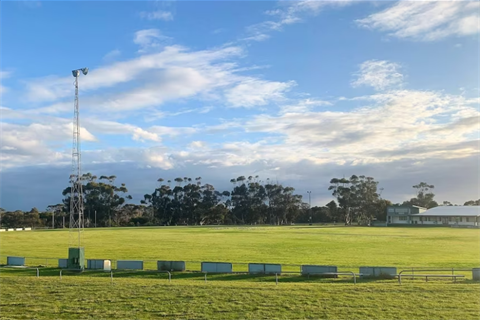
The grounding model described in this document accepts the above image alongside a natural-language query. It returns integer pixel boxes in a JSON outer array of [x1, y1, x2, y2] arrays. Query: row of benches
[[4, 257, 478, 282]]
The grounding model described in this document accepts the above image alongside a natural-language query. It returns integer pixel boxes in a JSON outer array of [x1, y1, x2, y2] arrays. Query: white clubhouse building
[[387, 206, 480, 227]]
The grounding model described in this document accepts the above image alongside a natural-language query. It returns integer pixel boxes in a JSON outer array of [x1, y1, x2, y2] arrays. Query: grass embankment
[[1, 275, 479, 319]]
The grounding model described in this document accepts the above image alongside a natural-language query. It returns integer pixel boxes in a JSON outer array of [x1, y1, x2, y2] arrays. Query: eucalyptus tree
[[62, 173, 132, 227], [328, 175, 382, 225], [401, 182, 438, 209]]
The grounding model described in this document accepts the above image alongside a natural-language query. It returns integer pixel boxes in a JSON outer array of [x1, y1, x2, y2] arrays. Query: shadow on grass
[[1, 267, 478, 285]]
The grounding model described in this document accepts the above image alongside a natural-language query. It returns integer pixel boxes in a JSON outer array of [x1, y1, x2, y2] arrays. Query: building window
[[399, 216, 408, 221]]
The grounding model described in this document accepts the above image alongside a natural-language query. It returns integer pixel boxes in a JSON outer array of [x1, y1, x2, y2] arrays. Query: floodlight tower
[[68, 67, 88, 270]]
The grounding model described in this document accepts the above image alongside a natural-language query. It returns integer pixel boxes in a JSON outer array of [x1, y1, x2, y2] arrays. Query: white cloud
[[0, 71, 11, 79], [356, 1, 480, 41], [132, 128, 161, 142], [188, 141, 207, 150], [103, 49, 121, 61], [140, 10, 173, 21], [22, 45, 293, 114], [225, 79, 295, 108], [280, 98, 332, 114], [243, 0, 355, 42], [24, 45, 243, 104], [212, 28, 226, 35], [351, 60, 404, 91], [240, 90, 479, 165], [134, 29, 171, 52], [84, 147, 175, 170], [94, 67, 212, 111], [81, 119, 164, 142], [0, 71, 12, 95], [0, 120, 96, 169]]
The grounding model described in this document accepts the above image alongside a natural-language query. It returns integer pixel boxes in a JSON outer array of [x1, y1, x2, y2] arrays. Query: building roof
[[412, 205, 427, 209], [415, 206, 480, 217]]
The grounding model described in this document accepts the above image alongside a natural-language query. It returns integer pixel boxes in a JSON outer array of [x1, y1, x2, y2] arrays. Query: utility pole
[[52, 210, 54, 229], [307, 191, 312, 224], [95, 210, 96, 228]]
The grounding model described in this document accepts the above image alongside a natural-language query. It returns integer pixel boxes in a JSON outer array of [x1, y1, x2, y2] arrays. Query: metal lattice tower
[[69, 68, 88, 248]]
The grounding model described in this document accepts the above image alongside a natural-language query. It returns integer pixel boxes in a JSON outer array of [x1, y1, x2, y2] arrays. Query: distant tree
[[0, 208, 5, 228], [174, 177, 184, 186], [46, 204, 64, 228], [326, 200, 339, 222], [1, 210, 25, 228], [464, 199, 480, 206], [328, 175, 382, 225], [23, 207, 43, 228], [402, 182, 438, 209], [62, 173, 132, 227]]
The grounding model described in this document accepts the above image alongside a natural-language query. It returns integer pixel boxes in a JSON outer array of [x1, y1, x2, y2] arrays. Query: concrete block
[[215, 262, 233, 273], [201, 262, 217, 273], [301, 265, 337, 275], [88, 259, 111, 270], [249, 263, 281, 274], [7, 256, 25, 266], [7, 228, 14, 231], [201, 262, 232, 273], [360, 266, 397, 277], [264, 264, 281, 274], [24, 228, 32, 231], [248, 263, 265, 274], [117, 260, 143, 270], [377, 267, 397, 276], [473, 268, 480, 281], [157, 260, 185, 271], [58, 259, 68, 268], [15, 228, 23, 231], [0, 229, 5, 232]]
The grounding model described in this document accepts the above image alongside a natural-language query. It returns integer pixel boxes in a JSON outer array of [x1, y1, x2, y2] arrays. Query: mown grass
[[1, 225, 479, 268], [1, 275, 479, 319], [1, 226, 479, 319]]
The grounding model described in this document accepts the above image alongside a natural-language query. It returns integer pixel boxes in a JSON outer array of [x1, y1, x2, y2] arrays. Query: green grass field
[[1, 225, 479, 267], [1, 225, 480, 319], [1, 276, 479, 320]]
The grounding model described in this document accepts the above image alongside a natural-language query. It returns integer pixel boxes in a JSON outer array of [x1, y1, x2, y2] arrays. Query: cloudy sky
[[0, 0, 479, 211]]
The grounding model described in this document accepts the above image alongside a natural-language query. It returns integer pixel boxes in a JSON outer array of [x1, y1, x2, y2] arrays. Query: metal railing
[[1, 255, 477, 285], [397, 268, 471, 285]]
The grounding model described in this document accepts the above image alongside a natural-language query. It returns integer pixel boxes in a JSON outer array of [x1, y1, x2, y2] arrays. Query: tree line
[[1, 174, 478, 228]]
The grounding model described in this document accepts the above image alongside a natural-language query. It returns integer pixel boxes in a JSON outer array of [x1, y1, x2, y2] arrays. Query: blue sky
[[1, 0, 479, 211]]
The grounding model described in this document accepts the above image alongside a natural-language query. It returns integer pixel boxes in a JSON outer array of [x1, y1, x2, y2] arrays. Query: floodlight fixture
[[72, 67, 89, 77]]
